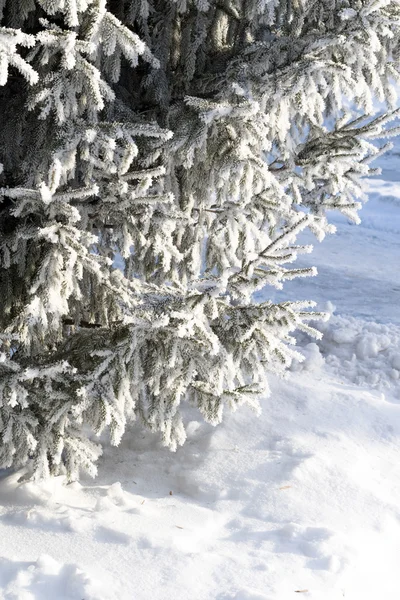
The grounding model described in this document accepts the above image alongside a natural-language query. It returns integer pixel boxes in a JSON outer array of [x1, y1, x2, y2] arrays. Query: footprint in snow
[[226, 523, 342, 573], [217, 590, 273, 600], [0, 506, 87, 533], [267, 523, 344, 572], [95, 525, 131, 545]]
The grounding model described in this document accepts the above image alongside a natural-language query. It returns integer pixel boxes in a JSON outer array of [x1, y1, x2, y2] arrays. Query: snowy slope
[[255, 186, 400, 325], [0, 150, 399, 599]]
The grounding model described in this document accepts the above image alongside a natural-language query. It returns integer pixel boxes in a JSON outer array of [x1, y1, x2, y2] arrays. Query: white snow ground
[[0, 150, 399, 599]]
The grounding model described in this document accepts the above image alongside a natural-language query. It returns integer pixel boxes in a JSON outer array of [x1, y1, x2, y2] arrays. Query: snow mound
[[0, 554, 110, 600], [367, 178, 400, 208], [293, 311, 400, 399]]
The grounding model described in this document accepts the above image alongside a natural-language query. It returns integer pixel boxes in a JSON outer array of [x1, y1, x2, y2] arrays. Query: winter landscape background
[[0, 138, 399, 599]]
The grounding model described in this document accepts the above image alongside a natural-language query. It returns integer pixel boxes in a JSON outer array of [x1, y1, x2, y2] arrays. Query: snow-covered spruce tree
[[0, 1, 399, 479]]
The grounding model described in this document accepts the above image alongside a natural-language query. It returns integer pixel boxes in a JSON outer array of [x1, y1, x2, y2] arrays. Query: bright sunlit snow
[[0, 148, 399, 599]]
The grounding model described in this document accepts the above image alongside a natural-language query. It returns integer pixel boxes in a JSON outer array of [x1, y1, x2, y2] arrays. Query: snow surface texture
[[0, 155, 399, 598]]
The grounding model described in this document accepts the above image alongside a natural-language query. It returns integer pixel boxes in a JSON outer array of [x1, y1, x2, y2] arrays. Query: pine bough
[[0, 0, 399, 479]]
